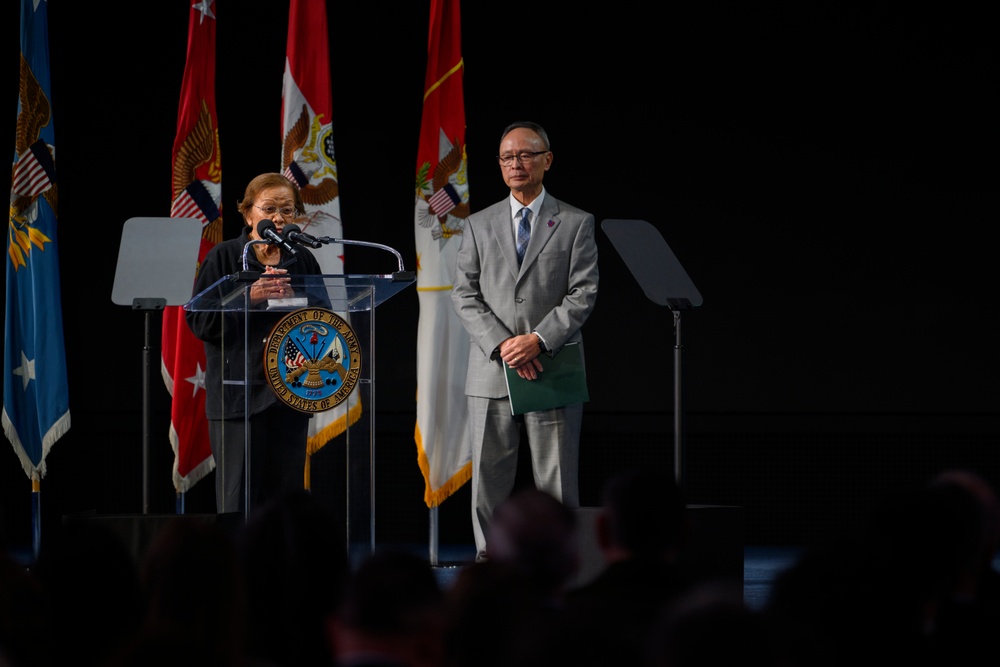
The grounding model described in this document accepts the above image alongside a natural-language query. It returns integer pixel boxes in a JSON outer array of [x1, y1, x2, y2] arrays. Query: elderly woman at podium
[[186, 172, 324, 515]]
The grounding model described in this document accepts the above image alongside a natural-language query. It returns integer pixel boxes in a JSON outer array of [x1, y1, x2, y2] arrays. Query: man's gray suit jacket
[[452, 193, 599, 398]]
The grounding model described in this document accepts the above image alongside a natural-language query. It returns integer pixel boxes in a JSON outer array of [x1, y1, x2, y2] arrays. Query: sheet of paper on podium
[[504, 342, 590, 416]]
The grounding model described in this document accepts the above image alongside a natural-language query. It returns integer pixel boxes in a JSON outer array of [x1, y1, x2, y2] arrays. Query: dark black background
[[2, 2, 996, 550]]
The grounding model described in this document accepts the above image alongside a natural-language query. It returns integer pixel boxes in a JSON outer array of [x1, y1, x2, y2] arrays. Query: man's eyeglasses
[[254, 204, 298, 218], [496, 151, 549, 166]]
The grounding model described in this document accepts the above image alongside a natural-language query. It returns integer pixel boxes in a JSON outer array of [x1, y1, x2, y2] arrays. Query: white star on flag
[[192, 0, 215, 23], [12, 351, 35, 390], [185, 362, 206, 397]]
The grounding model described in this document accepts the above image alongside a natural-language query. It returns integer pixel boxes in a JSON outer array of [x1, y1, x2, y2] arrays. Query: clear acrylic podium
[[185, 268, 414, 561]]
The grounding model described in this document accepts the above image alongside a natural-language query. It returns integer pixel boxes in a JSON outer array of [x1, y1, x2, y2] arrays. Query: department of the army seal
[[263, 308, 361, 413]]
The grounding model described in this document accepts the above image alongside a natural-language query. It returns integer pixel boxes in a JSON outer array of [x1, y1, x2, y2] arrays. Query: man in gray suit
[[453, 121, 599, 561]]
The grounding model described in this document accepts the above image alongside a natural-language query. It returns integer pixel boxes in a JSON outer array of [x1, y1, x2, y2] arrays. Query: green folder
[[504, 342, 590, 415]]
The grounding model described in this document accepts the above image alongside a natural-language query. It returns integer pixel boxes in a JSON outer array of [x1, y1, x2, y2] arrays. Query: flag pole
[[143, 311, 153, 514], [31, 479, 41, 560], [429, 506, 439, 565]]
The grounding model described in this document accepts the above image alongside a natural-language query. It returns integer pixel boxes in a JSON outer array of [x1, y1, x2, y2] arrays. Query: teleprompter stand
[[601, 219, 703, 486], [111, 217, 203, 514]]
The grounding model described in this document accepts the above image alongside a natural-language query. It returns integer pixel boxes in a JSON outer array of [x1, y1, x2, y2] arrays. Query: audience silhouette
[[644, 579, 788, 667], [917, 469, 1000, 664], [484, 486, 580, 603], [330, 548, 447, 667], [764, 467, 1000, 666], [515, 467, 698, 664], [236, 489, 349, 667], [443, 559, 547, 667], [442, 487, 580, 666], [106, 517, 246, 667], [4, 465, 1000, 667], [31, 518, 143, 667]]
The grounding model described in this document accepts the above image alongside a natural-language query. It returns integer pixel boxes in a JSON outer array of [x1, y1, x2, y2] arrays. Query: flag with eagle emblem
[[414, 0, 472, 506], [282, 0, 361, 473], [161, 0, 222, 495], [4, 0, 71, 484]]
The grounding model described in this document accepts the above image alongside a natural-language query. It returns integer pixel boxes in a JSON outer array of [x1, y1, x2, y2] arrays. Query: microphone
[[257, 219, 298, 255], [282, 223, 323, 249]]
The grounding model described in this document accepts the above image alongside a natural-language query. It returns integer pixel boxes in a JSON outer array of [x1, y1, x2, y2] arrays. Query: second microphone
[[282, 223, 323, 249]]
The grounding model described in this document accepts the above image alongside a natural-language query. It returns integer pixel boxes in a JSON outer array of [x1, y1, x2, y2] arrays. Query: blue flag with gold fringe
[[4, 0, 71, 481]]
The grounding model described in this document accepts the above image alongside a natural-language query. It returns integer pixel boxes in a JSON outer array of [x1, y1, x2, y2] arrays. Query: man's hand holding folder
[[503, 342, 590, 415]]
